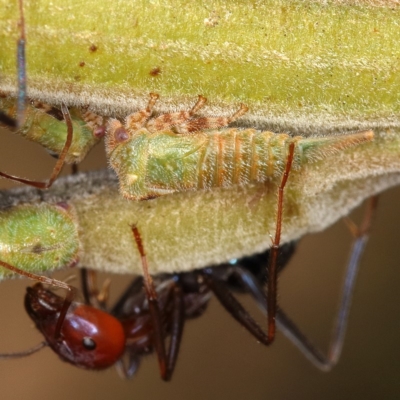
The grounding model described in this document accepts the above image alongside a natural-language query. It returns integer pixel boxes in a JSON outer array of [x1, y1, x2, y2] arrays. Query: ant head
[[25, 283, 126, 370]]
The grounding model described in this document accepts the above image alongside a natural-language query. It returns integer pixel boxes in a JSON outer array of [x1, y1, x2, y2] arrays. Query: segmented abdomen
[[195, 129, 292, 189], [119, 127, 372, 200]]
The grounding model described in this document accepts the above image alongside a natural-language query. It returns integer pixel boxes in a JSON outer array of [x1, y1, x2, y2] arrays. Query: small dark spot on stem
[[79, 61, 85, 67], [150, 67, 161, 77], [32, 244, 44, 254], [89, 44, 98, 52]]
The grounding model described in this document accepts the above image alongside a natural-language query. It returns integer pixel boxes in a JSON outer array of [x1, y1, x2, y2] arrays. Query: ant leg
[[115, 354, 141, 380], [233, 196, 378, 370], [276, 197, 379, 370], [111, 275, 147, 380], [203, 144, 296, 344], [0, 259, 76, 338], [165, 282, 185, 380], [146, 95, 208, 132], [264, 140, 296, 343], [325, 195, 379, 365], [218, 264, 329, 366], [174, 103, 249, 134], [130, 224, 168, 379], [130, 225, 185, 381], [201, 268, 270, 344], [0, 103, 73, 189]]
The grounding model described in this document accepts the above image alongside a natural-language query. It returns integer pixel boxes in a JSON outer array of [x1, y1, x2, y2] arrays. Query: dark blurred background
[[0, 127, 400, 400]]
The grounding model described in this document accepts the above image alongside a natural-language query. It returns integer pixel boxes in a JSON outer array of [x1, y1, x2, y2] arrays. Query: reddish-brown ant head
[[25, 284, 126, 370]]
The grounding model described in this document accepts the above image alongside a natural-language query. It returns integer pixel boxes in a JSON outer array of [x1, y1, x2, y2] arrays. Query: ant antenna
[[0, 342, 47, 359]]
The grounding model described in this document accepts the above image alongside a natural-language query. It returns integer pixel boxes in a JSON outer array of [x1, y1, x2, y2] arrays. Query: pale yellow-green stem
[[1, 127, 399, 276], [0, 0, 399, 135]]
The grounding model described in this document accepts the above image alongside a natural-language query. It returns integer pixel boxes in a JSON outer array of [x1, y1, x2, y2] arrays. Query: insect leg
[[192, 143, 297, 345], [146, 95, 207, 132], [130, 224, 168, 379], [173, 103, 249, 134], [201, 268, 270, 344], [325, 195, 379, 366], [124, 93, 160, 131], [164, 281, 185, 381], [0, 103, 73, 189], [265, 140, 296, 343], [106, 93, 160, 147], [130, 225, 186, 381], [275, 197, 379, 369], [114, 354, 141, 380], [242, 196, 378, 370]]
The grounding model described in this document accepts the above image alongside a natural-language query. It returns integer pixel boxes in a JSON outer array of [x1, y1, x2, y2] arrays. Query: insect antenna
[[0, 342, 48, 360], [0, 341, 47, 359], [0, 0, 74, 189], [16, 0, 27, 128]]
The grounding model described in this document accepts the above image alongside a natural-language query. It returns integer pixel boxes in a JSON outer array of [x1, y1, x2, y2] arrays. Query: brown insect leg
[[125, 93, 160, 131], [189, 95, 208, 115], [130, 225, 168, 380], [227, 103, 249, 123], [0, 103, 73, 189], [0, 259, 76, 338], [129, 225, 185, 380], [265, 140, 296, 343], [146, 95, 208, 133], [174, 103, 249, 134]]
